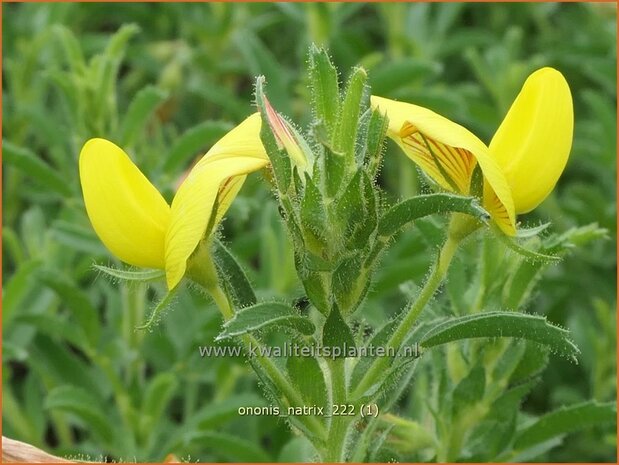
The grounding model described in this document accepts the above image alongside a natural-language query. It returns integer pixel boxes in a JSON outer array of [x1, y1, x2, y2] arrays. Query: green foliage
[[3, 2, 615, 463], [420, 311, 579, 360], [217, 302, 315, 340]]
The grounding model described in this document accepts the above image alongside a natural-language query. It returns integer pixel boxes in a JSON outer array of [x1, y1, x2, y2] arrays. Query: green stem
[[352, 234, 461, 399], [202, 277, 327, 442], [123, 283, 146, 385], [324, 358, 350, 462]]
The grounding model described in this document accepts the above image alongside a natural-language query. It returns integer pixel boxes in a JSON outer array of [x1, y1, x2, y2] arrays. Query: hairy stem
[[324, 358, 351, 462], [203, 277, 327, 442], [352, 234, 461, 399]]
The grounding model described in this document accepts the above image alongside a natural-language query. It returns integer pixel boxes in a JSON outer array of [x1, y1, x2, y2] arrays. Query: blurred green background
[[3, 2, 616, 462]]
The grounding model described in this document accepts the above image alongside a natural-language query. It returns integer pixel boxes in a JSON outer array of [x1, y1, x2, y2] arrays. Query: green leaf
[[468, 380, 536, 460], [332, 253, 366, 313], [119, 85, 167, 147], [160, 393, 267, 453], [136, 287, 178, 330], [364, 108, 389, 177], [94, 23, 140, 113], [2, 259, 41, 325], [514, 401, 616, 451], [53, 25, 86, 74], [334, 66, 367, 160], [324, 144, 347, 198], [217, 302, 315, 340], [516, 222, 551, 238], [503, 258, 543, 310], [45, 385, 115, 444], [163, 120, 233, 174], [191, 394, 266, 430], [36, 268, 100, 343], [235, 30, 290, 113], [452, 365, 485, 415], [287, 353, 327, 410], [351, 318, 398, 386], [278, 436, 318, 462], [358, 357, 417, 403], [212, 239, 257, 308], [492, 223, 561, 263], [336, 171, 364, 235], [256, 76, 292, 192], [352, 171, 379, 248], [50, 221, 106, 255], [299, 267, 330, 316], [140, 372, 178, 437], [94, 264, 165, 283], [300, 173, 328, 249], [184, 431, 271, 462], [322, 304, 356, 357], [3, 141, 72, 197], [370, 58, 440, 94], [29, 335, 104, 396], [13, 313, 92, 355], [378, 194, 489, 237], [420, 312, 579, 361], [510, 341, 549, 383], [308, 45, 340, 136]]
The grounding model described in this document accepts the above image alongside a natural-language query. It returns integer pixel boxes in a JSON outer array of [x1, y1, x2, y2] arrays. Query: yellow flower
[[79, 113, 268, 289], [371, 67, 573, 235]]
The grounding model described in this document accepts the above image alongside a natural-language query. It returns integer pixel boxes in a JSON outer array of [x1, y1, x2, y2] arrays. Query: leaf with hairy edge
[[94, 264, 165, 282], [378, 194, 489, 237], [212, 239, 257, 308], [308, 45, 340, 136], [420, 311, 579, 361], [492, 223, 560, 262], [216, 302, 314, 340]]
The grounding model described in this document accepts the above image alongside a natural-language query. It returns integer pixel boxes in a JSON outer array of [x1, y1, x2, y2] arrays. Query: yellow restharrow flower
[[371, 67, 573, 235], [79, 113, 268, 289]]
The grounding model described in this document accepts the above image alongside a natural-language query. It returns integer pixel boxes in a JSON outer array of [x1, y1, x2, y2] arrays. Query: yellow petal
[[371, 95, 516, 235], [79, 138, 170, 268], [199, 113, 268, 164], [165, 116, 269, 289], [489, 67, 573, 213]]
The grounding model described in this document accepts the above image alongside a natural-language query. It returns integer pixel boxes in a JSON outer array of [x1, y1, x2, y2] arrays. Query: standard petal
[[164, 114, 269, 289], [371, 95, 516, 235], [79, 138, 170, 268], [489, 67, 573, 213], [198, 113, 268, 164], [165, 156, 268, 290]]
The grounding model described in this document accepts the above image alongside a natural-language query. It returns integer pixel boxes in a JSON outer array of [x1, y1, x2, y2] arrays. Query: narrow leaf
[[378, 193, 489, 237], [4, 141, 72, 197], [420, 311, 579, 360], [217, 302, 315, 340], [94, 264, 165, 282], [119, 85, 167, 146], [492, 223, 560, 262], [514, 401, 616, 450], [334, 66, 367, 160], [212, 239, 257, 308], [308, 45, 340, 136], [45, 386, 114, 444], [136, 288, 179, 330]]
